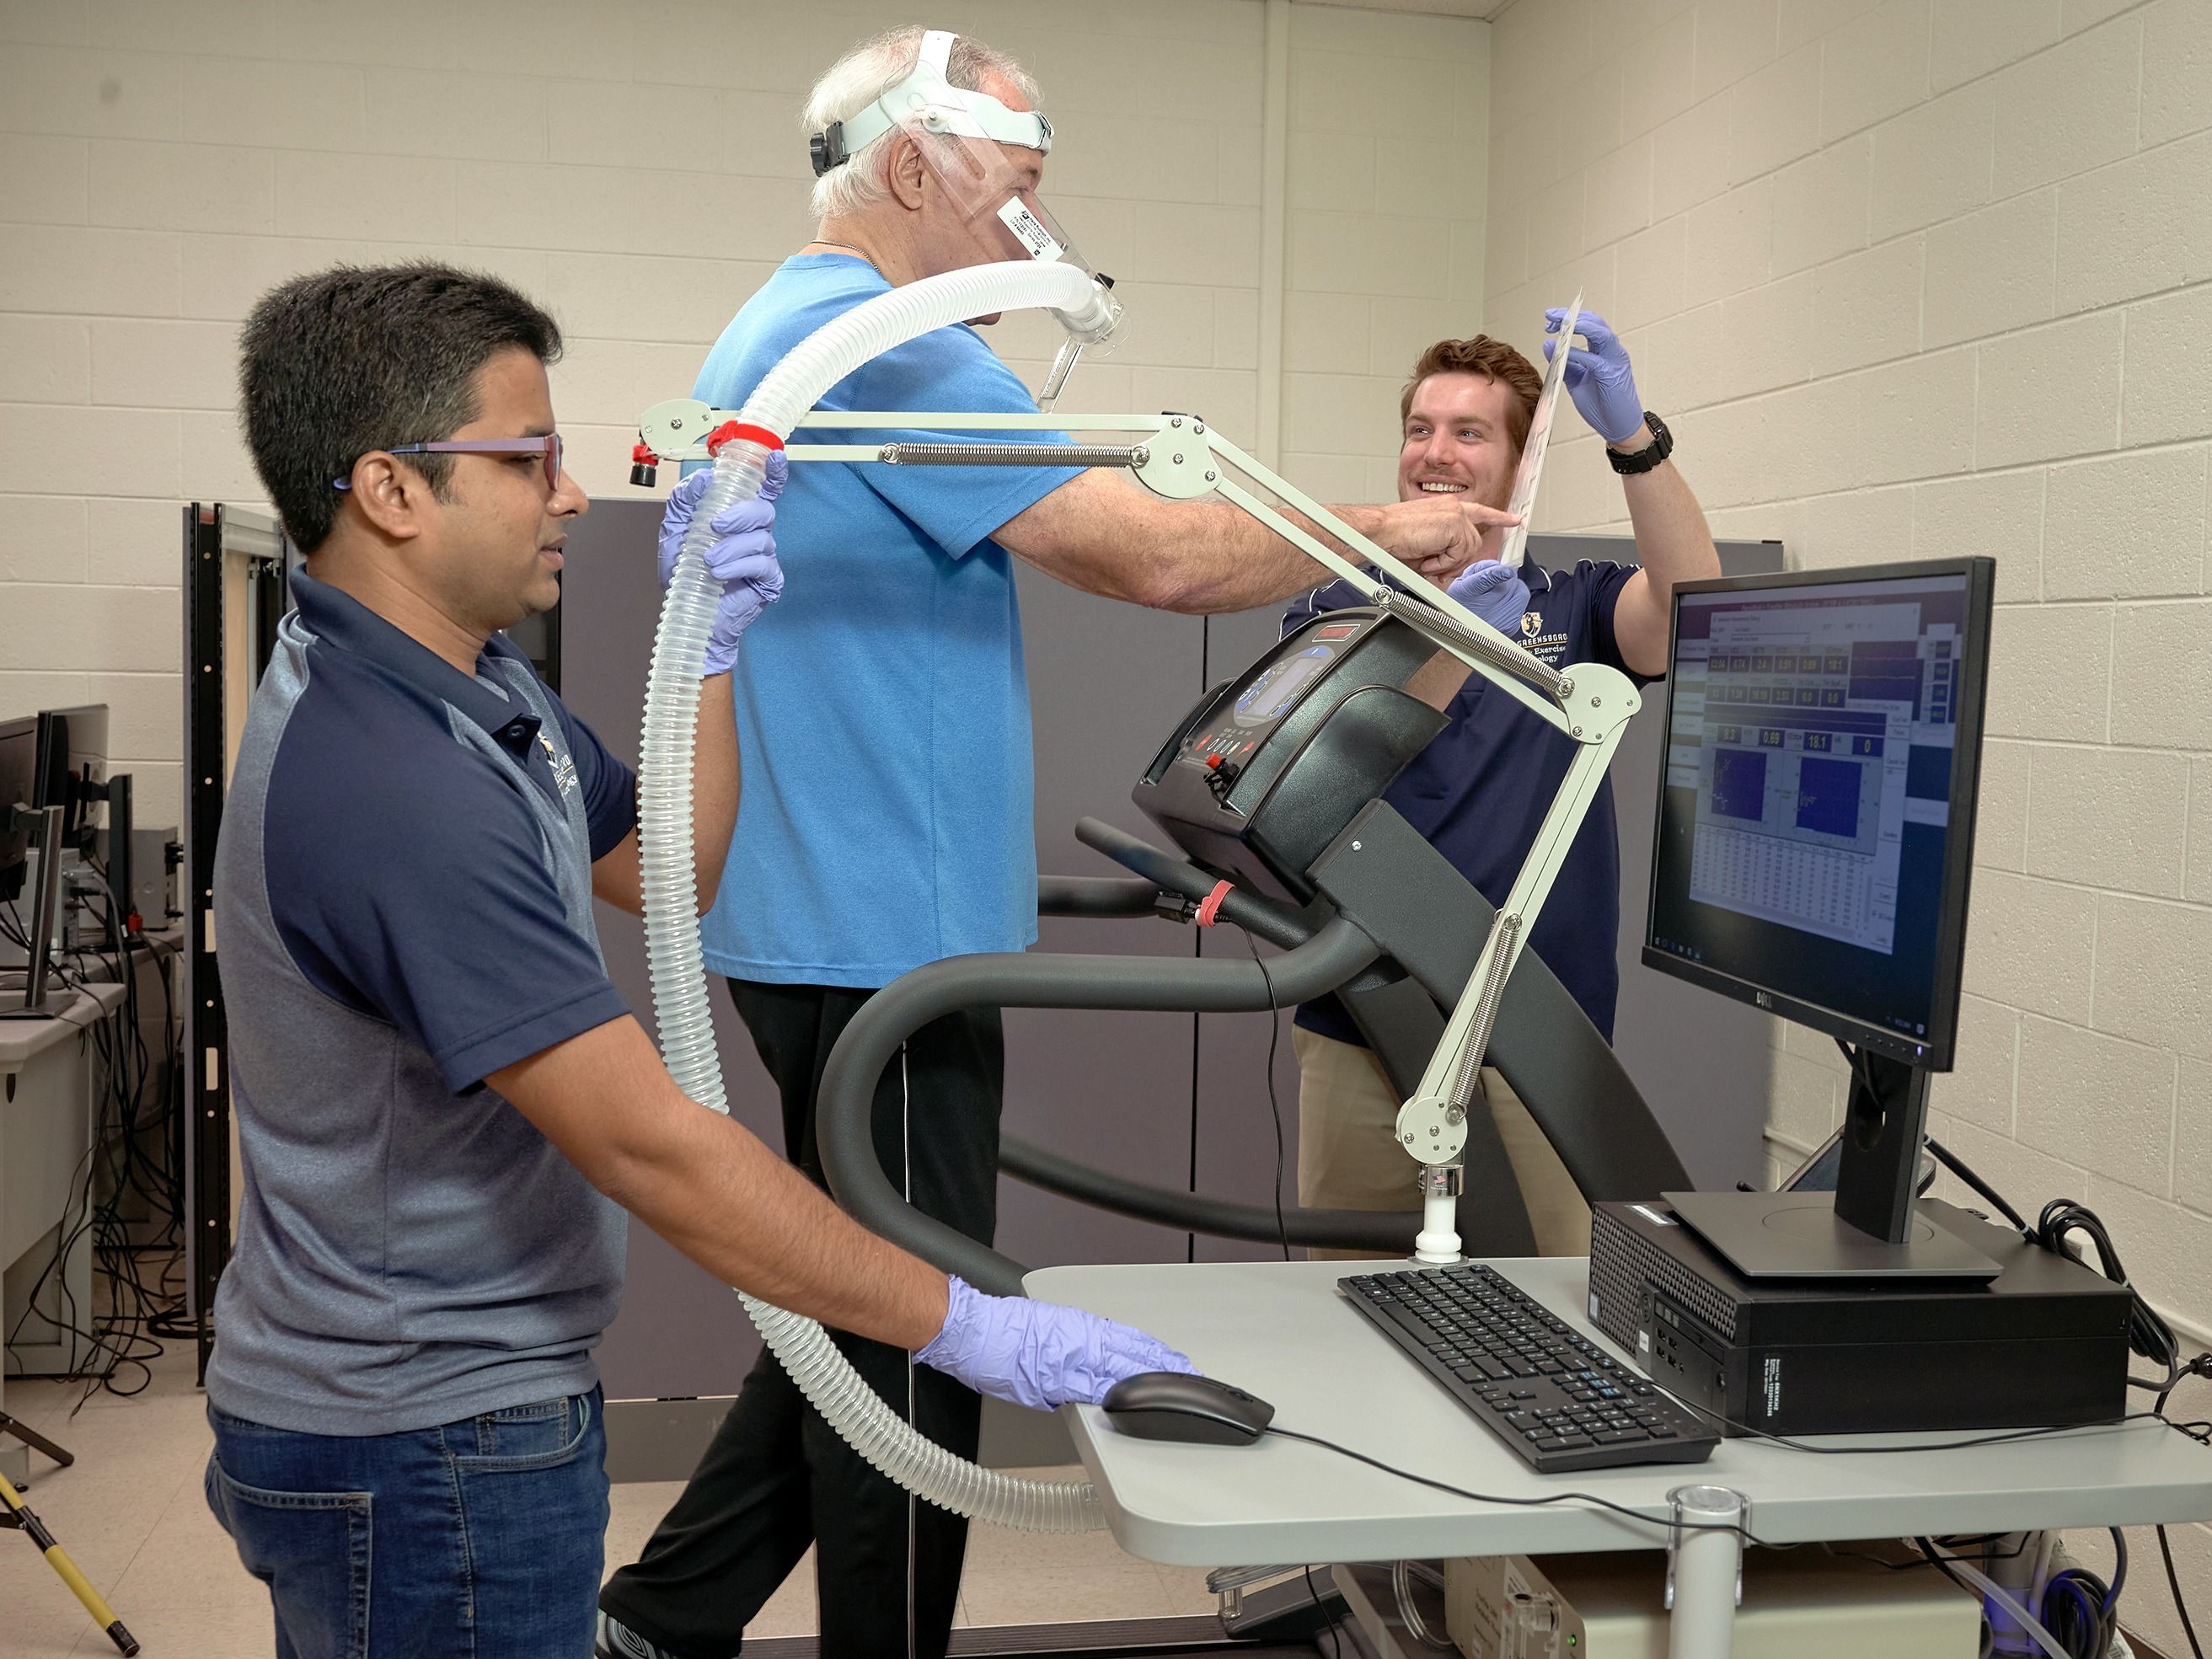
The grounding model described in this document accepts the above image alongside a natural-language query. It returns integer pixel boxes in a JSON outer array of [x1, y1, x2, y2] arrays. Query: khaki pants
[[1292, 1026, 1593, 1260]]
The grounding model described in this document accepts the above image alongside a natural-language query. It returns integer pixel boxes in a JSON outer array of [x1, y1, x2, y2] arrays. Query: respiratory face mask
[[810, 30, 1121, 404]]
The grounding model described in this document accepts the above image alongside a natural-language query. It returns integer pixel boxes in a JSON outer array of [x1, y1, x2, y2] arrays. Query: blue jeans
[[205, 1388, 608, 1659]]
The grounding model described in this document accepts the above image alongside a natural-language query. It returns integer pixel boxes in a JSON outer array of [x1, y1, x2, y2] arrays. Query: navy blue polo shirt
[[1283, 556, 1648, 1046], [206, 568, 639, 1436]]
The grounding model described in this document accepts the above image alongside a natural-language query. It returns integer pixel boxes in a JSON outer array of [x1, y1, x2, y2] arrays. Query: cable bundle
[[3, 875, 188, 1405]]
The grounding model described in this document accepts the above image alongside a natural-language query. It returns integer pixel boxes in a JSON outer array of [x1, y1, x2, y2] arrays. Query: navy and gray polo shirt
[[1283, 556, 1650, 1047], [207, 569, 638, 1437]]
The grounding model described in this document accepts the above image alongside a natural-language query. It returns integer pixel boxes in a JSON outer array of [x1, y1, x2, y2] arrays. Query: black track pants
[[597, 978, 1004, 1659]]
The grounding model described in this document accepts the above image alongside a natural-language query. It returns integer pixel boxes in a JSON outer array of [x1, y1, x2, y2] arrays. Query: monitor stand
[[1666, 1047, 2002, 1282]]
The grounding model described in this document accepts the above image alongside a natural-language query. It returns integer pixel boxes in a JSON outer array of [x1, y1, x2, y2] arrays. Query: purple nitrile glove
[[656, 450, 787, 675], [1449, 558, 1533, 636], [1543, 308, 1647, 446], [915, 1276, 1199, 1411]]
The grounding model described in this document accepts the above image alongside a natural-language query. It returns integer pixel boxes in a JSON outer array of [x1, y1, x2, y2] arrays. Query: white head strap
[[810, 29, 1052, 176]]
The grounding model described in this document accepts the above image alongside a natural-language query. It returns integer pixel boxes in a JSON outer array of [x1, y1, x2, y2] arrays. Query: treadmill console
[[1135, 608, 1460, 902]]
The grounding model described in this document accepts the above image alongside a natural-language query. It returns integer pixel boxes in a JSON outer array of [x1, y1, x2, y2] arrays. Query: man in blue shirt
[[207, 263, 1191, 1659], [597, 27, 1516, 1659], [1284, 325, 1721, 1260]]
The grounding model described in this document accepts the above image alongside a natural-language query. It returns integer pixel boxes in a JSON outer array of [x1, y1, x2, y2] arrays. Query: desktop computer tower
[[1586, 1198, 2132, 1437]]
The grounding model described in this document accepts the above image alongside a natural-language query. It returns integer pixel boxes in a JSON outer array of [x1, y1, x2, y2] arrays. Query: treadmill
[[817, 603, 1691, 1292]]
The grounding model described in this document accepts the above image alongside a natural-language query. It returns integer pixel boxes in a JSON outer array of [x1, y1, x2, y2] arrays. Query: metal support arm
[[635, 395, 1645, 1259]]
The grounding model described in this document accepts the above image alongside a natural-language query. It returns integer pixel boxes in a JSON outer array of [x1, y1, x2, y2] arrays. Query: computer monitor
[[3, 711, 68, 1016], [0, 714, 35, 903], [1641, 557, 1997, 1278], [34, 704, 110, 852]]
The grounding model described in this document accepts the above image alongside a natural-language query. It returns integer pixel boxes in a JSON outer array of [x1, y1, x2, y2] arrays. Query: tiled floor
[[0, 1346, 1218, 1656]]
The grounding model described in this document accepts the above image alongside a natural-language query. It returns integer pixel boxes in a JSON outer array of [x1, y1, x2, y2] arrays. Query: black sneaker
[[596, 1611, 683, 1659]]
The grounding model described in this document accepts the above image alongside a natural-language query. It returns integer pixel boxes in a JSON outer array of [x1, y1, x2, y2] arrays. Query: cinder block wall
[[0, 0, 1490, 835], [1486, 0, 2210, 1636]]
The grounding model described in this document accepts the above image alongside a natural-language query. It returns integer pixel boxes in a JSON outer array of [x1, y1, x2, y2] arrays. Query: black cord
[[1273, 1416, 2197, 1655], [1676, 1400, 2177, 1456], [1261, 1425, 1784, 1548], [1913, 1134, 2201, 1408], [2156, 1375, 2209, 1659], [1235, 924, 1292, 1264], [2161, 1523, 2204, 1659], [1915, 1146, 2212, 1659], [1229, 922, 1326, 1640], [1819, 1534, 2035, 1571], [1922, 1135, 2030, 1234], [1911, 1536, 1980, 1603], [0, 899, 186, 1402], [1302, 1564, 1342, 1658], [2035, 1198, 2182, 1384], [2041, 1565, 2113, 1659]]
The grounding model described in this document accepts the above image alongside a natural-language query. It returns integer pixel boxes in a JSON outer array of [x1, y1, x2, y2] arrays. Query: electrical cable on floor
[[2, 888, 186, 1404]]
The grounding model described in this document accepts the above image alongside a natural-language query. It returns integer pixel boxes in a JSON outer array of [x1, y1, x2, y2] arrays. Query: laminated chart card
[[1497, 291, 1580, 571]]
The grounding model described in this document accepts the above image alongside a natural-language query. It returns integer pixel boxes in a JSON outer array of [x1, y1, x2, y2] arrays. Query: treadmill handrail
[[816, 917, 1384, 1295], [1073, 816, 1311, 949], [997, 1137, 1422, 1255], [1036, 875, 1160, 918]]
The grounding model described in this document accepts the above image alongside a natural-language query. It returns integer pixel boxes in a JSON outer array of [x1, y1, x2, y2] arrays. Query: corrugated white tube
[[640, 262, 1111, 1532]]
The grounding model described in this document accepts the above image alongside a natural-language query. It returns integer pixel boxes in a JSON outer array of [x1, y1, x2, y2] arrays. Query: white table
[[1029, 1257, 2212, 1653], [0, 982, 122, 1485]]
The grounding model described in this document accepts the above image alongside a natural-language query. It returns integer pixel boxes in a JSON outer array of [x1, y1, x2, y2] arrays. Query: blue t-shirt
[[209, 570, 636, 1435], [694, 254, 1081, 987], [1283, 557, 1648, 1046]]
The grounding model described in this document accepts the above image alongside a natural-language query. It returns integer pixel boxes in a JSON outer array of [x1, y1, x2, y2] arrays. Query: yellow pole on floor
[[0, 1467, 139, 1656]]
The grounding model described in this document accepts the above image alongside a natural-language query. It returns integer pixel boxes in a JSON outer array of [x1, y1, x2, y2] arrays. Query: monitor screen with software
[[1642, 559, 1994, 1072]]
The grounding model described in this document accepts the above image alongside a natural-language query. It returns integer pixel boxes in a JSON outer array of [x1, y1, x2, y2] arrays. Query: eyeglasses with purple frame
[[331, 434, 565, 492]]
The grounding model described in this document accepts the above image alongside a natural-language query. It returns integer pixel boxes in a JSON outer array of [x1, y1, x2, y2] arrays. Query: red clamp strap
[[1194, 880, 1233, 929], [705, 420, 785, 456], [631, 442, 659, 465]]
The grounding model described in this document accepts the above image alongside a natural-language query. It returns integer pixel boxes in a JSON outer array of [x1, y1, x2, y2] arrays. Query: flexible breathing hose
[[639, 261, 1116, 1533]]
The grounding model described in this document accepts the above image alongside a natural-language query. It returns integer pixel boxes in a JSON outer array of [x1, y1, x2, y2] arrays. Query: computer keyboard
[[1340, 1264, 1719, 1474]]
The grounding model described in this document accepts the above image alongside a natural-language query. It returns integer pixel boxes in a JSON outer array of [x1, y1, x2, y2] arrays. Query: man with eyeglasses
[[203, 262, 1195, 1659]]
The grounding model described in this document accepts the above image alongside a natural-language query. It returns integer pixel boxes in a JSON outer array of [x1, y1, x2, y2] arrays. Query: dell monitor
[[1642, 556, 1996, 1278]]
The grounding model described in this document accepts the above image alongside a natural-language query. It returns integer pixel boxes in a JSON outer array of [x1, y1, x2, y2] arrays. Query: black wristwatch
[[1606, 411, 1673, 476]]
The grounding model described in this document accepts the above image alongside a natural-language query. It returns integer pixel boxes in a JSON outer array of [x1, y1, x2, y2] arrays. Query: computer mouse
[[1101, 1372, 1276, 1445]]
